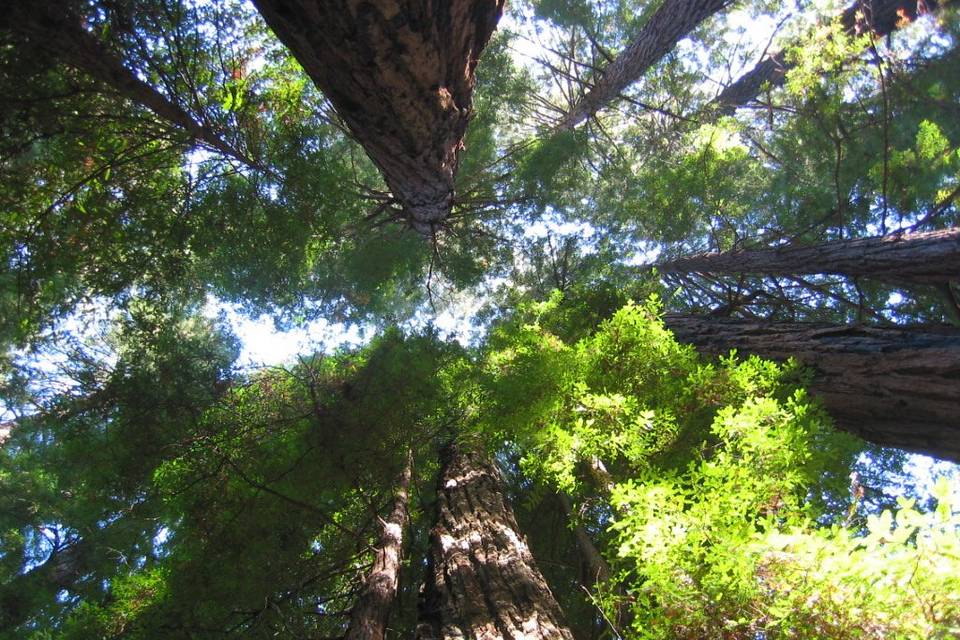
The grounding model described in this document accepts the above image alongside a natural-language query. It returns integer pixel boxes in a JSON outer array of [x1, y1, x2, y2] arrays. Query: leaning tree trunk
[[710, 0, 954, 114], [657, 227, 960, 285], [2, 2, 262, 171], [251, 0, 504, 235], [665, 315, 960, 462], [557, 0, 731, 131], [345, 456, 413, 640], [416, 443, 575, 640]]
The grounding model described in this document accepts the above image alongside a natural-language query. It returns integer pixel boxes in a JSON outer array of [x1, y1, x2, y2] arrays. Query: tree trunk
[[416, 443, 574, 640], [2, 2, 262, 171], [710, 0, 952, 114], [251, 0, 504, 235], [665, 314, 960, 462], [556, 493, 610, 587], [345, 456, 413, 640], [657, 227, 960, 285], [557, 0, 731, 131], [0, 540, 91, 631]]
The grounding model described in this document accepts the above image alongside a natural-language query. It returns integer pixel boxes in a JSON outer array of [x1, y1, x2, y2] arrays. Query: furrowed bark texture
[[665, 315, 960, 462], [658, 227, 960, 284], [558, 0, 731, 131], [251, 0, 504, 234], [345, 458, 412, 640], [711, 0, 951, 114], [416, 443, 574, 640], [2, 3, 261, 170]]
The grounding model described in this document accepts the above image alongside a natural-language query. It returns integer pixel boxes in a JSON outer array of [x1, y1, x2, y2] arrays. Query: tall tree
[[711, 0, 957, 114], [557, 0, 732, 130], [656, 227, 960, 285], [250, 0, 505, 234], [664, 314, 960, 460], [346, 456, 412, 640], [416, 442, 574, 640]]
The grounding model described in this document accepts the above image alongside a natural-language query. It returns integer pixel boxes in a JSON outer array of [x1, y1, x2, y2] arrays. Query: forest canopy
[[2, 0, 959, 638]]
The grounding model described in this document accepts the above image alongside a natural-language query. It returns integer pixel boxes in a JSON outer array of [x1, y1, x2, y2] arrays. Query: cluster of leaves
[[482, 293, 959, 638]]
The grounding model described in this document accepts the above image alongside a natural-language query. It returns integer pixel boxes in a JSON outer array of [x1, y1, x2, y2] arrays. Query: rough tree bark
[[345, 456, 413, 640], [657, 227, 960, 285], [664, 315, 960, 462], [251, 0, 504, 235], [1, 2, 262, 170], [416, 443, 575, 640], [557, 0, 732, 131], [710, 0, 953, 114]]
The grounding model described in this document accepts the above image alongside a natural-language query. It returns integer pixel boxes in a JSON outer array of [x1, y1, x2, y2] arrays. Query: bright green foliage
[[482, 294, 832, 489], [481, 293, 958, 638], [608, 390, 848, 638], [748, 479, 960, 639], [611, 476, 960, 638]]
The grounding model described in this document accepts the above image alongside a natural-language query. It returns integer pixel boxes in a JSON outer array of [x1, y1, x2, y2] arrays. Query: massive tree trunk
[[415, 443, 574, 640], [710, 0, 953, 114], [251, 0, 504, 235], [665, 315, 960, 462], [557, 0, 731, 131], [345, 457, 413, 640], [2, 2, 262, 170], [657, 227, 960, 285]]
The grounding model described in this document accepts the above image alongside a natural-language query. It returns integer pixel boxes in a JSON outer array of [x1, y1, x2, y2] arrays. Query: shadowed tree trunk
[[1, 2, 263, 171], [345, 456, 413, 640], [415, 442, 575, 640], [710, 0, 953, 114], [251, 0, 504, 235], [0, 540, 92, 631], [665, 315, 960, 462], [558, 0, 731, 131], [657, 228, 960, 285], [556, 493, 610, 587]]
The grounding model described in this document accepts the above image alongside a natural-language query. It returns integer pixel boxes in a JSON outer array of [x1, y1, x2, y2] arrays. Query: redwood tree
[[656, 227, 960, 285], [665, 314, 960, 461], [250, 0, 505, 234], [345, 457, 412, 640], [416, 442, 574, 640], [710, 0, 955, 114], [557, 0, 732, 130]]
